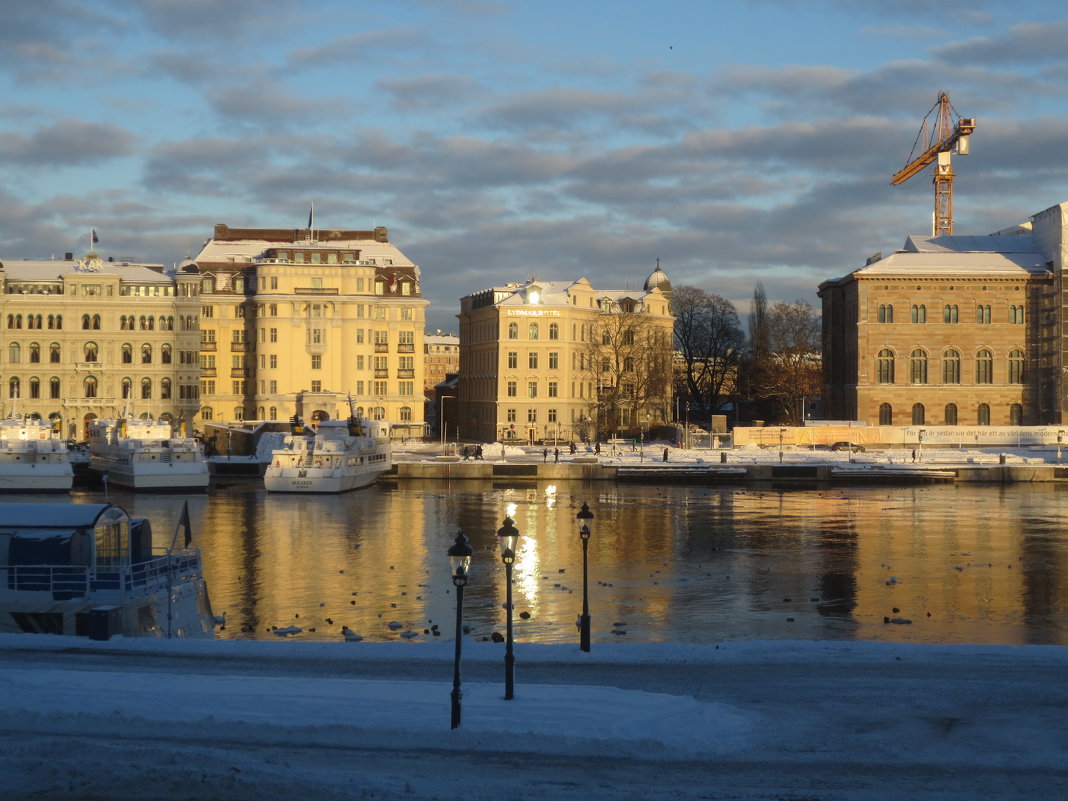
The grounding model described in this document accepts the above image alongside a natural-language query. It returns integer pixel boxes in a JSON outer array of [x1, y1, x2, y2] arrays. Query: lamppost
[[497, 516, 520, 699], [439, 395, 455, 456], [778, 427, 785, 463], [447, 531, 473, 729], [918, 428, 927, 463], [576, 502, 594, 652], [1058, 430, 1064, 464]]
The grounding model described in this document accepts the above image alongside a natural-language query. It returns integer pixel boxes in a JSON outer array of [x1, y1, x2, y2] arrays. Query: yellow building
[[0, 253, 202, 439], [457, 271, 675, 443], [192, 224, 428, 432]]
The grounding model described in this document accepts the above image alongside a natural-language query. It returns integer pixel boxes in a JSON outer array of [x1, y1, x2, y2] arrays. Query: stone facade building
[[0, 253, 201, 439], [818, 203, 1068, 427], [192, 224, 429, 432], [456, 271, 675, 444]]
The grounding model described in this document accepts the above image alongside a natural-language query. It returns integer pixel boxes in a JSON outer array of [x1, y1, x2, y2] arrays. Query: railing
[[397, 344, 415, 353], [2, 548, 203, 601], [397, 369, 415, 379], [200, 342, 217, 351], [374, 343, 389, 353]]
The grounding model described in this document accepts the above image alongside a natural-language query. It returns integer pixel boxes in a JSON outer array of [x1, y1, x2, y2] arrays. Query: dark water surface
[[55, 480, 1068, 645]]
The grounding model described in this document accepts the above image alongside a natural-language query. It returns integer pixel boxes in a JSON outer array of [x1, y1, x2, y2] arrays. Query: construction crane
[[891, 92, 976, 236]]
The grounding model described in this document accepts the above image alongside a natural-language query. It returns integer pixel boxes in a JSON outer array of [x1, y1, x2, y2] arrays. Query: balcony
[[397, 369, 415, 379], [230, 341, 248, 352], [397, 343, 415, 353], [374, 369, 389, 378], [200, 341, 217, 351], [200, 368, 216, 378], [374, 343, 389, 353], [230, 368, 249, 378], [75, 361, 103, 370], [294, 287, 339, 295]]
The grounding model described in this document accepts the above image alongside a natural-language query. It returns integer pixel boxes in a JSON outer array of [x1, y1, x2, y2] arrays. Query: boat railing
[[2, 548, 204, 601]]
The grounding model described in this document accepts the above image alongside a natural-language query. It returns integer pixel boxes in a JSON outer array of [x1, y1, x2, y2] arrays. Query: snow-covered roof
[[0, 258, 171, 282], [194, 234, 416, 268], [854, 234, 1048, 277]]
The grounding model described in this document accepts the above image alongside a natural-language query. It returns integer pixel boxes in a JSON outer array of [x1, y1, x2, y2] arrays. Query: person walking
[[663, 447, 669, 462], [543, 447, 548, 462], [554, 448, 560, 463]]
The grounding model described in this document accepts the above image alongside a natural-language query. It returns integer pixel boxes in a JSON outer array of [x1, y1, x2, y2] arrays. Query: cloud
[[288, 28, 433, 69], [933, 20, 1068, 65], [377, 75, 482, 112], [0, 119, 137, 166]]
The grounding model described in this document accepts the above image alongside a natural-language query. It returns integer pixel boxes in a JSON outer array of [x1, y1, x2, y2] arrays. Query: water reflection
[[20, 481, 1068, 645]]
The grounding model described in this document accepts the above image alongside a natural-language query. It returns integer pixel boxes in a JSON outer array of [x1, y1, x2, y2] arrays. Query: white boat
[[263, 416, 392, 493], [0, 502, 215, 638], [87, 418, 210, 491], [0, 417, 74, 492]]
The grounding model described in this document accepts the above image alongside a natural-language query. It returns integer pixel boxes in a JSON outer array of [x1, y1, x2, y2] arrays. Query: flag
[[171, 499, 192, 549], [91, 228, 99, 244], [307, 203, 314, 230]]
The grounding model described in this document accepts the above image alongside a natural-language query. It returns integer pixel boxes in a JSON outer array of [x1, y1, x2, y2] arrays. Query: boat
[[0, 417, 74, 492], [0, 502, 215, 638], [87, 418, 210, 491], [263, 414, 392, 493]]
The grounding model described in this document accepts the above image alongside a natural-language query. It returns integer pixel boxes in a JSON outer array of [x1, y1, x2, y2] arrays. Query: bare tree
[[672, 285, 743, 423], [758, 300, 822, 424]]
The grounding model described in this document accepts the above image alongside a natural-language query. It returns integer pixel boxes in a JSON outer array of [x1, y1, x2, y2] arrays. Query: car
[[831, 441, 865, 453]]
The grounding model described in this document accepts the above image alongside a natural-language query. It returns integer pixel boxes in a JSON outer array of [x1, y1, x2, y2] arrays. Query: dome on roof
[[644, 263, 672, 296], [178, 259, 199, 273]]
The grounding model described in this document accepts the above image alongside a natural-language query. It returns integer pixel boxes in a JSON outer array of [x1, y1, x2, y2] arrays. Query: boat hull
[[89, 458, 210, 491], [0, 466, 73, 492], [263, 466, 385, 493]]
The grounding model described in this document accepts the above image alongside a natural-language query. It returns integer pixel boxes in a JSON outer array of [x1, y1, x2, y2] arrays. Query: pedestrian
[[911, 448, 916, 463], [554, 448, 560, 463], [663, 447, 669, 463], [543, 447, 548, 462], [476, 444, 483, 460], [569, 442, 576, 455], [595, 441, 601, 455]]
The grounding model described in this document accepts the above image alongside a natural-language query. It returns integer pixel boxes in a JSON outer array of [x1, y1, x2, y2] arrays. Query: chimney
[[64, 252, 73, 260]]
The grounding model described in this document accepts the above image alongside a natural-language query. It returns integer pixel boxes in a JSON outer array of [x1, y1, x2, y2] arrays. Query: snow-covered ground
[[3, 634, 1066, 800]]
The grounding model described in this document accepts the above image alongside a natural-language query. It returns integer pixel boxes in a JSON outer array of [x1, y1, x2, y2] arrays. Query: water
[[52, 480, 1068, 645]]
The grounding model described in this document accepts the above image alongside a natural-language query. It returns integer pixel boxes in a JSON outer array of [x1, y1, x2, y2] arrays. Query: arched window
[[976, 304, 991, 324], [6, 314, 13, 329], [122, 344, 132, 364], [121, 378, 132, 399], [1008, 349, 1024, 384], [141, 345, 152, 364], [911, 304, 926, 323], [81, 314, 91, 330], [50, 343, 60, 363], [8, 343, 20, 363], [146, 316, 154, 331], [84, 377, 97, 398], [399, 406, 413, 421], [879, 403, 892, 425], [943, 305, 958, 323], [877, 349, 894, 384], [141, 378, 152, 399], [54, 315, 62, 330], [878, 304, 894, 323], [508, 322, 518, 340], [49, 378, 60, 399], [92, 314, 101, 330], [83, 343, 97, 363], [8, 377, 19, 398], [47, 314, 56, 329], [976, 349, 994, 384], [528, 323, 539, 340], [909, 349, 927, 384], [29, 343, 40, 363], [977, 403, 990, 425], [161, 345, 172, 364], [944, 403, 958, 425], [549, 323, 559, 340], [26, 314, 36, 330], [201, 407, 215, 421], [912, 403, 925, 425], [1010, 404, 1023, 426], [161, 378, 172, 400], [29, 377, 40, 399], [942, 349, 960, 384]]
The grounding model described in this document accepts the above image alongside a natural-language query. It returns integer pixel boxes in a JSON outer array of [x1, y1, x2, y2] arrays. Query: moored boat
[[263, 415, 391, 493], [0, 502, 215, 638], [0, 417, 74, 492], [87, 418, 209, 491]]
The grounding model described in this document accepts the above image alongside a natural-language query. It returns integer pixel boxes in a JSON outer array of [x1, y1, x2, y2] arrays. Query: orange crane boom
[[891, 92, 976, 236]]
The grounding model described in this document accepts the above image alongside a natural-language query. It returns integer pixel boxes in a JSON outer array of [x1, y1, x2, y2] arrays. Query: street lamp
[[447, 530, 473, 729], [576, 502, 594, 652], [918, 429, 927, 463], [779, 427, 785, 463], [1058, 430, 1064, 464], [439, 395, 455, 456], [497, 515, 520, 700]]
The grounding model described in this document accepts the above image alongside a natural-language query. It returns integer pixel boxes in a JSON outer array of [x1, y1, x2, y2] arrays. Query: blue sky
[[2, 0, 1067, 331]]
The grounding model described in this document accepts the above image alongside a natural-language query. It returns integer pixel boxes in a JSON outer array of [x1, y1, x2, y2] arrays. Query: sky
[[3, 1, 1068, 333], [4, 635, 1068, 799]]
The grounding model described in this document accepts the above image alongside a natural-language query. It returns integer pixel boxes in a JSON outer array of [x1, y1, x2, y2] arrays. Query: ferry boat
[[0, 417, 74, 492], [0, 502, 215, 638], [87, 418, 210, 491], [263, 415, 392, 493]]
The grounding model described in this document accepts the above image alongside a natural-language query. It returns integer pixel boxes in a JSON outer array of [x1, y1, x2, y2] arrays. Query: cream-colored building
[[192, 224, 429, 431], [457, 271, 675, 443], [0, 253, 202, 439], [423, 330, 459, 391]]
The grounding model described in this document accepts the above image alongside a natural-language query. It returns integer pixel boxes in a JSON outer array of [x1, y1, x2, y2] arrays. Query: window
[[311, 355, 322, 370], [507, 381, 517, 397], [270, 328, 278, 343], [506, 408, 516, 422], [943, 304, 958, 323], [977, 403, 991, 426], [82, 314, 91, 330], [49, 378, 60, 399], [1010, 404, 1023, 425], [400, 406, 412, 421], [29, 378, 39, 399], [508, 322, 518, 339], [912, 403, 925, 425], [507, 352, 517, 369], [50, 344, 60, 363], [911, 304, 926, 323], [976, 349, 993, 384], [944, 403, 957, 425], [84, 344, 97, 363], [122, 345, 132, 364], [270, 355, 277, 369], [527, 408, 537, 423], [1008, 349, 1024, 384], [8, 343, 19, 363], [1010, 304, 1024, 324], [624, 356, 634, 372], [977, 304, 991, 324], [548, 408, 557, 423], [528, 352, 538, 369], [8, 378, 19, 399], [161, 345, 172, 364], [161, 378, 172, 400], [879, 403, 892, 425], [399, 382, 414, 396], [141, 379, 152, 399], [29, 343, 40, 363], [549, 323, 559, 340], [84, 377, 97, 398], [942, 349, 960, 384], [876, 349, 895, 384], [528, 323, 539, 340], [528, 381, 537, 398], [142, 345, 152, 364], [548, 381, 558, 397], [311, 380, 321, 392], [121, 379, 132, 399], [909, 350, 927, 386]]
